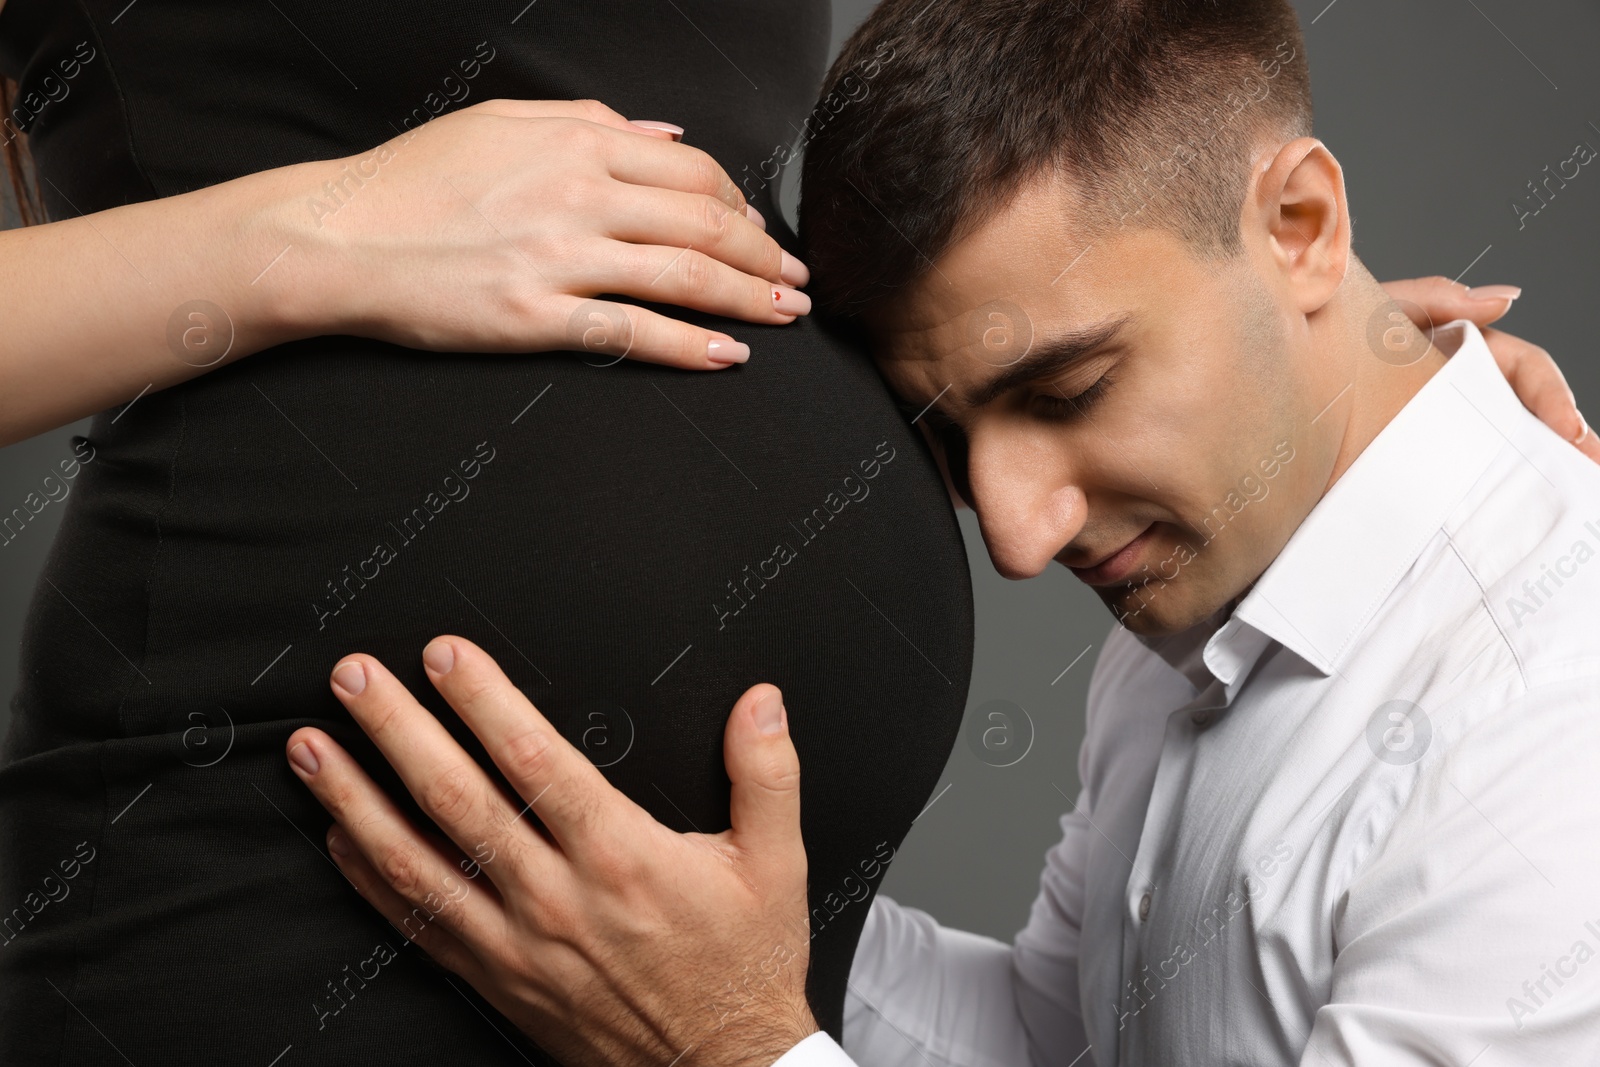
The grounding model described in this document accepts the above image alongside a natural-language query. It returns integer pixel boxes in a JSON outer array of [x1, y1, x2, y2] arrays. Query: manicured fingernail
[[779, 251, 811, 288], [423, 639, 454, 675], [1467, 284, 1521, 302], [327, 829, 351, 857], [707, 337, 750, 365], [1575, 411, 1590, 445], [745, 203, 767, 230], [754, 689, 786, 735], [289, 741, 319, 776], [771, 286, 811, 316], [331, 660, 366, 697], [629, 120, 684, 140]]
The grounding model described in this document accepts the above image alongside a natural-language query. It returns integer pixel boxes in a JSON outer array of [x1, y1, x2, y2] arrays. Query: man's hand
[[284, 637, 819, 1067], [1380, 277, 1598, 463]]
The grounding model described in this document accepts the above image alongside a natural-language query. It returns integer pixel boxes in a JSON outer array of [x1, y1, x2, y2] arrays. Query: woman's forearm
[[0, 99, 824, 448], [0, 158, 327, 445]]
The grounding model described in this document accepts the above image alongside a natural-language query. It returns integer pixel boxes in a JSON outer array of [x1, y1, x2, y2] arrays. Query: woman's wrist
[[243, 134, 450, 349], [221, 156, 354, 351]]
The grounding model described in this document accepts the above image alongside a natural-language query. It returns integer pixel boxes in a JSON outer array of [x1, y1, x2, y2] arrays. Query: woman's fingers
[[1379, 276, 1522, 329], [473, 98, 684, 145], [626, 120, 684, 141], [1576, 418, 1600, 465], [420, 636, 638, 864], [601, 183, 808, 288], [328, 101, 803, 368], [320, 655, 554, 886], [286, 725, 509, 937], [471, 97, 640, 133], [600, 127, 749, 212], [1480, 327, 1598, 462], [551, 295, 751, 369], [488, 117, 810, 327], [593, 243, 809, 325]]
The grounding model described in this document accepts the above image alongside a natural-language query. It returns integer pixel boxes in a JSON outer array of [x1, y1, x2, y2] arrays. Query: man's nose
[[966, 431, 1086, 580]]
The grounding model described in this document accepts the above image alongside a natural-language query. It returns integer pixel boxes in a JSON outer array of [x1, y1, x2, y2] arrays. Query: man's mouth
[[1066, 524, 1158, 586]]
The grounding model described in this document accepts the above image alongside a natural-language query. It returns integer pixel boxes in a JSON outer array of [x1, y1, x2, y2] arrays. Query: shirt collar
[[1210, 319, 1520, 681], [1139, 615, 1225, 691]]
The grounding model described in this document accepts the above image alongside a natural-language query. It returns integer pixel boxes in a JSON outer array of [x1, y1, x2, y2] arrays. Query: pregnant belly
[[6, 317, 974, 1045]]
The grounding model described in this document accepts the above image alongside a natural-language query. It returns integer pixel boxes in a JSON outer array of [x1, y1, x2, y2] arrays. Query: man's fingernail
[[707, 337, 751, 365], [328, 829, 351, 858], [1575, 411, 1589, 445], [771, 286, 811, 316], [755, 689, 786, 735], [629, 120, 684, 140], [423, 639, 454, 675], [289, 742, 319, 776], [745, 203, 767, 230], [779, 251, 811, 288], [331, 660, 367, 697], [1467, 284, 1522, 302]]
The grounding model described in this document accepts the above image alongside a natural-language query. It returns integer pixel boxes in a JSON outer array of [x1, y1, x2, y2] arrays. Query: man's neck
[[1315, 272, 1451, 496]]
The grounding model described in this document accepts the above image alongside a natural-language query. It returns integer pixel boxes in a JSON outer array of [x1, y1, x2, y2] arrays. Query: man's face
[[871, 174, 1347, 636]]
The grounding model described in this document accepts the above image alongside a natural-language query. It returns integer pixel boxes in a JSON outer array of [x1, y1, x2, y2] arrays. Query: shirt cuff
[[769, 1030, 860, 1067]]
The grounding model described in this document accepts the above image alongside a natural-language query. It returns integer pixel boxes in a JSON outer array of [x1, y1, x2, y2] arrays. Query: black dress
[[0, 0, 973, 1063]]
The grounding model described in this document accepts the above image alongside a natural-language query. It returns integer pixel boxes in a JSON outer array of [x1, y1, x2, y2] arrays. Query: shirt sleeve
[[771, 1031, 863, 1067], [1301, 676, 1600, 1065], [839, 798, 1095, 1067]]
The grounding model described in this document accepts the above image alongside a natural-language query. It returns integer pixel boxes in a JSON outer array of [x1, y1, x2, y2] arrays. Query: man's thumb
[[725, 684, 804, 867]]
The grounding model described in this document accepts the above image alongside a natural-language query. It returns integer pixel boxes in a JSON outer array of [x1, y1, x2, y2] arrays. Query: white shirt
[[777, 321, 1600, 1067]]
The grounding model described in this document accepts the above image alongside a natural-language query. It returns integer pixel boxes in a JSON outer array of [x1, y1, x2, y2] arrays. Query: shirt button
[[1191, 710, 1211, 726], [1138, 892, 1152, 921]]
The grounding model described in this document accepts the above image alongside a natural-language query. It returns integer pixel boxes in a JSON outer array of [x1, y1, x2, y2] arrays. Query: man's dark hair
[[799, 0, 1313, 317]]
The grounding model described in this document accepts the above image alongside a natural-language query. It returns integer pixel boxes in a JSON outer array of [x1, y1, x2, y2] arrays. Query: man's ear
[[1247, 137, 1350, 315]]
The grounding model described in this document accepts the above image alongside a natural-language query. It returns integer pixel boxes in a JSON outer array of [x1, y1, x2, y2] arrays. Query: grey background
[[2, 0, 1596, 943]]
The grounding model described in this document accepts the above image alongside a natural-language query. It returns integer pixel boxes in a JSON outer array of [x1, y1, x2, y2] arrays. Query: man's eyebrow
[[960, 315, 1131, 409]]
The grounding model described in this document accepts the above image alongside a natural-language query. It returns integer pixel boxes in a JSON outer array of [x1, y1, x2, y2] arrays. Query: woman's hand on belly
[[284, 635, 820, 1067], [290, 98, 811, 369]]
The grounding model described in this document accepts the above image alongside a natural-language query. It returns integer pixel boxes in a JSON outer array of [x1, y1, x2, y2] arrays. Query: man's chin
[[1097, 582, 1231, 638]]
